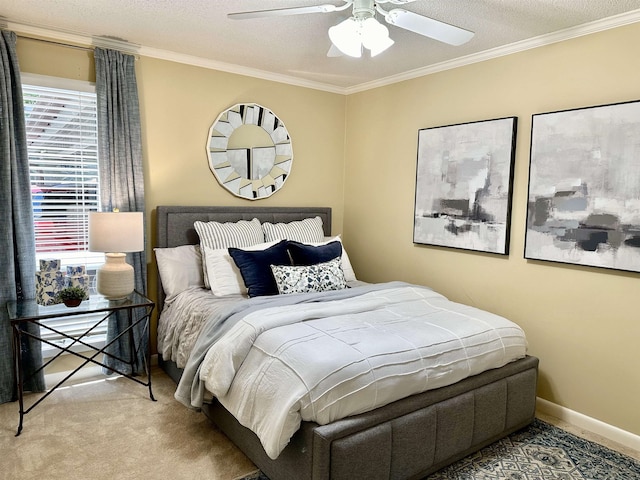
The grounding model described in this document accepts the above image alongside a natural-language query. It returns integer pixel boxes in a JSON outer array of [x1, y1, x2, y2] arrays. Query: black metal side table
[[7, 291, 156, 436]]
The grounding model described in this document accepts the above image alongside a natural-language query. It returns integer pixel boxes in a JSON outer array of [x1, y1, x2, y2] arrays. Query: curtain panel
[[0, 30, 45, 403], [94, 47, 148, 375]]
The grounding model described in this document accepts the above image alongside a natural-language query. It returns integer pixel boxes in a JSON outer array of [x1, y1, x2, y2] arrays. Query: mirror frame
[[206, 103, 293, 200]]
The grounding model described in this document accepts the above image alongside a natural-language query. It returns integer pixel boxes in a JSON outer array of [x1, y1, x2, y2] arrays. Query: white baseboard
[[46, 354, 159, 389], [536, 397, 640, 452], [45, 364, 104, 389]]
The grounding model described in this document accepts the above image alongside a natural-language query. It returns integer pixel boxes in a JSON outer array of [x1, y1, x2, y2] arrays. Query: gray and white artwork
[[526, 101, 640, 272], [414, 117, 517, 254]]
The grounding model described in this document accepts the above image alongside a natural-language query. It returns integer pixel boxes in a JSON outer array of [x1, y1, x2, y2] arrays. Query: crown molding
[[7, 19, 346, 94], [345, 8, 640, 94], [8, 8, 640, 96], [135, 44, 347, 94]]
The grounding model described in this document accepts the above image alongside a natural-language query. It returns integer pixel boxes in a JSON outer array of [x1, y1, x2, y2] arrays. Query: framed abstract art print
[[413, 116, 517, 255], [525, 100, 640, 273]]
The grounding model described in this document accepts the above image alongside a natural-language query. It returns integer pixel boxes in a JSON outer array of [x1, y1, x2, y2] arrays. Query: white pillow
[[262, 216, 325, 243], [306, 235, 357, 282], [271, 257, 347, 295], [203, 241, 278, 296], [154, 245, 204, 302], [194, 218, 265, 288]]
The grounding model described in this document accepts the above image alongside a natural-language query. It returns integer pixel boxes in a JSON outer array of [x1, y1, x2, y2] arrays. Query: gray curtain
[[0, 30, 45, 403], [94, 47, 148, 375]]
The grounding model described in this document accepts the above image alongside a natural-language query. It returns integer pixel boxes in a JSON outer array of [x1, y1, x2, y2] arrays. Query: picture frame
[[525, 100, 640, 273], [413, 116, 517, 255]]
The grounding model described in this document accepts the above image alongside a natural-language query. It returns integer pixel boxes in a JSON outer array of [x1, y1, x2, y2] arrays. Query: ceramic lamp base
[[96, 253, 134, 300]]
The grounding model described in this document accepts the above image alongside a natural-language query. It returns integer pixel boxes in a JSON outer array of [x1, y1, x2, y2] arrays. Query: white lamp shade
[[328, 18, 362, 58], [361, 18, 394, 57], [89, 212, 144, 253], [329, 16, 395, 58]]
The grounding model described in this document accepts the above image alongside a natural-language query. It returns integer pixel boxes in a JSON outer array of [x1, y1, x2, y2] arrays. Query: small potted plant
[[57, 286, 87, 307]]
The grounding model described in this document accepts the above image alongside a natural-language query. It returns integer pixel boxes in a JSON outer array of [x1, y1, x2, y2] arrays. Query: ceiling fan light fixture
[[368, 35, 394, 57], [328, 17, 362, 57], [328, 15, 394, 58], [360, 17, 394, 57]]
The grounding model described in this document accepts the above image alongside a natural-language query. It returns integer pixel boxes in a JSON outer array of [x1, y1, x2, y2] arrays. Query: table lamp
[[89, 211, 144, 299]]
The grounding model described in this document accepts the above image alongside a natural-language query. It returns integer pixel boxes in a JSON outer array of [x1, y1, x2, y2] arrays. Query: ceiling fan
[[228, 0, 474, 58]]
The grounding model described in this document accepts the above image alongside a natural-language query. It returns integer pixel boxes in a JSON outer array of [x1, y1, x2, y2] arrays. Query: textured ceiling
[[3, 0, 640, 92]]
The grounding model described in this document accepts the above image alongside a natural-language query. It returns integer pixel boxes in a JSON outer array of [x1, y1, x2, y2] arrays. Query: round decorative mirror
[[206, 103, 293, 200]]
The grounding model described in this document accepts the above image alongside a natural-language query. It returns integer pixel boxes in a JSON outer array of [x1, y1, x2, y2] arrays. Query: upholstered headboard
[[155, 205, 332, 310]]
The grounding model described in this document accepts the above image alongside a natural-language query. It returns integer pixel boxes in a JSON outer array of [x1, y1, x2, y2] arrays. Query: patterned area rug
[[239, 419, 640, 479]]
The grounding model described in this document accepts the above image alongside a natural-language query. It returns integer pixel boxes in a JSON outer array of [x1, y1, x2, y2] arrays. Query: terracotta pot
[[63, 298, 82, 307]]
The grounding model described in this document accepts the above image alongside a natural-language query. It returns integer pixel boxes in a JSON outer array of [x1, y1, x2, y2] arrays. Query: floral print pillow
[[270, 257, 347, 295]]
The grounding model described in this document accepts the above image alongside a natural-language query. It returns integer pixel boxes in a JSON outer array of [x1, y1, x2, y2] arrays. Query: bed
[[154, 205, 539, 480]]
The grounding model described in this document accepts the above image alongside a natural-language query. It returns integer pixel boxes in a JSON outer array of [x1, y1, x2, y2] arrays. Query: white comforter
[[197, 285, 527, 459]]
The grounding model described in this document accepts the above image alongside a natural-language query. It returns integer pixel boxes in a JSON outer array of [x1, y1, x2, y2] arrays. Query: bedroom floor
[[0, 366, 637, 480], [0, 366, 256, 480]]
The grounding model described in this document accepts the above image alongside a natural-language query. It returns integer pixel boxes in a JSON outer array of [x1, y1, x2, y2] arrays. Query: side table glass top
[[7, 291, 153, 322]]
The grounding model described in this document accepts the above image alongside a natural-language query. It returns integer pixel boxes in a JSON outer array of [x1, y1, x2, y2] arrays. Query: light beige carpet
[[2, 367, 637, 480], [0, 367, 256, 480]]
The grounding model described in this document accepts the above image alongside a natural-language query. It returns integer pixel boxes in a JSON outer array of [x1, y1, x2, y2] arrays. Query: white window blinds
[[23, 78, 104, 269]]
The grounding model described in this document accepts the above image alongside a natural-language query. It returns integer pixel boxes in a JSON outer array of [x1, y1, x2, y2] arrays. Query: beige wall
[[16, 41, 347, 233], [16, 38, 347, 349], [136, 57, 347, 232], [136, 58, 347, 320], [15, 23, 640, 437], [343, 23, 640, 437]]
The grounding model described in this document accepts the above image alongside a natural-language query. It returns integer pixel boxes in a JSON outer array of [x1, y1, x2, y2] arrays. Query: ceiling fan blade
[[384, 9, 474, 46], [229, 4, 340, 20]]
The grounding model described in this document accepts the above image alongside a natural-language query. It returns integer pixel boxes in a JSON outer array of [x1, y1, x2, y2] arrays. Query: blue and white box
[[66, 265, 86, 276], [65, 271, 90, 300], [39, 258, 61, 273], [35, 270, 65, 306]]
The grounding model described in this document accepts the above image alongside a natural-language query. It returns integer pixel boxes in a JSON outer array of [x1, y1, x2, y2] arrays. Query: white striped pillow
[[262, 216, 325, 243], [194, 218, 264, 288]]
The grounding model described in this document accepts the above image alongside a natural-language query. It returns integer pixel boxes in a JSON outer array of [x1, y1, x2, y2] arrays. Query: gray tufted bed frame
[[155, 205, 539, 480]]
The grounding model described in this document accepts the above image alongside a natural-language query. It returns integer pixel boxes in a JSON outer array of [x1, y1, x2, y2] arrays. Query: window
[[23, 74, 103, 268], [23, 74, 106, 357]]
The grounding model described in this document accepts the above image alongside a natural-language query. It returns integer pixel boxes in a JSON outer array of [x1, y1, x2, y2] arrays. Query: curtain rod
[[17, 34, 94, 52]]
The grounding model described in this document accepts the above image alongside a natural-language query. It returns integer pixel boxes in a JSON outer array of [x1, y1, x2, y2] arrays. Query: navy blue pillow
[[287, 240, 342, 266], [229, 240, 291, 297]]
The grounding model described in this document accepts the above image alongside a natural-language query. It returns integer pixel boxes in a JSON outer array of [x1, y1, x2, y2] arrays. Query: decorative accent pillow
[[228, 240, 291, 297], [202, 241, 278, 297], [262, 216, 325, 243], [194, 218, 265, 288], [301, 236, 357, 282], [287, 240, 342, 266], [271, 257, 347, 295], [154, 245, 204, 303]]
